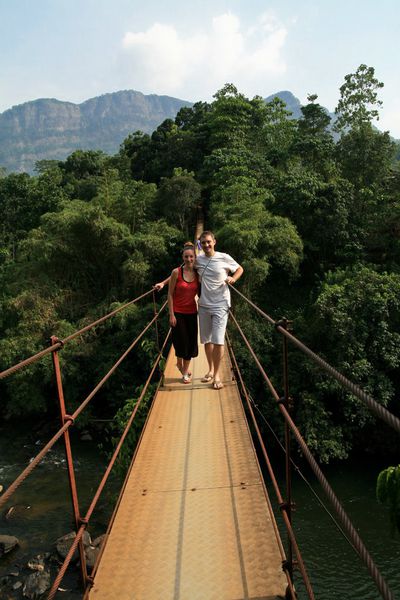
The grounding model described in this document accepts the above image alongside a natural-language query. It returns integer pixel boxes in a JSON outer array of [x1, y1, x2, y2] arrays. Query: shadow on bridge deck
[[87, 343, 287, 600]]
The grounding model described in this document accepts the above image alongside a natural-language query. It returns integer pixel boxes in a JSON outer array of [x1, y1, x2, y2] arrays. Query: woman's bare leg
[[182, 359, 191, 376]]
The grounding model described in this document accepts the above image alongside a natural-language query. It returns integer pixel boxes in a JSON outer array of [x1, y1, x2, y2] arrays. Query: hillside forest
[[1, 64, 400, 464]]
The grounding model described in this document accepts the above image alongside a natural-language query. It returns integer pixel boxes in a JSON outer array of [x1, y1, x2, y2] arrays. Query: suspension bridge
[[0, 267, 400, 599]]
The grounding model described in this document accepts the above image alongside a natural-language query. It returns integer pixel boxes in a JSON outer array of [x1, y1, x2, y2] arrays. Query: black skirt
[[171, 312, 198, 360]]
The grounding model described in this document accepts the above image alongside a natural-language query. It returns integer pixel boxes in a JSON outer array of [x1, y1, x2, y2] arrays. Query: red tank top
[[173, 267, 199, 314]]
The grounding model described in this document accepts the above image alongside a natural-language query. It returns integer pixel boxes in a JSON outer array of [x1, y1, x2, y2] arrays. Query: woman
[[167, 243, 199, 383]]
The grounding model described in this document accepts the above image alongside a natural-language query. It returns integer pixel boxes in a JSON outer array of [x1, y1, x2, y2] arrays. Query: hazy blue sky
[[1, 0, 399, 135]]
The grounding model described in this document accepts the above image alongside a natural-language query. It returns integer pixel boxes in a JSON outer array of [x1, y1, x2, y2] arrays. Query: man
[[196, 230, 243, 389]]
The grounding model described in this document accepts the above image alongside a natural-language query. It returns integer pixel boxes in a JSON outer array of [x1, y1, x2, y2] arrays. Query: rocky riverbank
[[0, 531, 105, 599], [0, 425, 121, 600]]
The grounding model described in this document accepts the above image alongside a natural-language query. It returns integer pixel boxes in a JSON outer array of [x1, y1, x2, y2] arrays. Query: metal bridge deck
[[88, 345, 287, 600]]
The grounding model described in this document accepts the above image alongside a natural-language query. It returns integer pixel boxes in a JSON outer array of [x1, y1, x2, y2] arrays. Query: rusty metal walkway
[[88, 344, 287, 600]]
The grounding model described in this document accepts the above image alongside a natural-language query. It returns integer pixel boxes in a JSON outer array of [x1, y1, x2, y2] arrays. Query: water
[[1, 427, 399, 599], [272, 460, 400, 600], [0, 425, 121, 599]]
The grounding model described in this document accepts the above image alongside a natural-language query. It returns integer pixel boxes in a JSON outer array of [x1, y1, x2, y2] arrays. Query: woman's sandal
[[182, 373, 191, 384], [213, 380, 223, 390], [201, 373, 213, 383]]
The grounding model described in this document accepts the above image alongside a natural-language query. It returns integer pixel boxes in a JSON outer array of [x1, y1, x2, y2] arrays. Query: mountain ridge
[[0, 90, 192, 174], [0, 89, 330, 174]]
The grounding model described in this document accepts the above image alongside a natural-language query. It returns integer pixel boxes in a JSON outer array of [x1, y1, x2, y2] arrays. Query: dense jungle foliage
[[1, 65, 399, 463]]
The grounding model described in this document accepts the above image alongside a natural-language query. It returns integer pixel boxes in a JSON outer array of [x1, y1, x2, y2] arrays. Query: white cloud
[[120, 11, 288, 99], [122, 24, 191, 91]]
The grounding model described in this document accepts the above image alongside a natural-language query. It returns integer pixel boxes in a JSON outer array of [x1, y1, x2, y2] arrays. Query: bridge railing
[[0, 288, 169, 599], [226, 331, 310, 600], [2, 281, 399, 599], [228, 284, 399, 600]]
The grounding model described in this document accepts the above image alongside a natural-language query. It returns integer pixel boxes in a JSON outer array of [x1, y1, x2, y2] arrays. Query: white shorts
[[198, 306, 229, 345]]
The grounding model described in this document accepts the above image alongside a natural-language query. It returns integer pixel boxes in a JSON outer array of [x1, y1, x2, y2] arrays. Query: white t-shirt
[[196, 251, 240, 308]]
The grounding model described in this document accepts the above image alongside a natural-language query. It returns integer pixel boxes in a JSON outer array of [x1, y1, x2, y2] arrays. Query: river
[[0, 424, 122, 599], [1, 427, 399, 599], [271, 458, 400, 599]]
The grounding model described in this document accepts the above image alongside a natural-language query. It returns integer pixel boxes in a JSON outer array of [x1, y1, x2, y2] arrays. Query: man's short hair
[[200, 230, 215, 241]]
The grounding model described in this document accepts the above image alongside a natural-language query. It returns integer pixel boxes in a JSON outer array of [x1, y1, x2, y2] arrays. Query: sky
[[0, 0, 399, 136]]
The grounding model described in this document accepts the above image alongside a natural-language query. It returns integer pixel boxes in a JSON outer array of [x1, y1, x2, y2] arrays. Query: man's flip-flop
[[201, 373, 213, 382], [213, 381, 223, 390]]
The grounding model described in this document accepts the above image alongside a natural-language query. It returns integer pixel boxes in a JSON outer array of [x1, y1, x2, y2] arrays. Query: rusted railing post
[[280, 319, 294, 586], [152, 290, 161, 353], [50, 336, 89, 588], [152, 289, 164, 386]]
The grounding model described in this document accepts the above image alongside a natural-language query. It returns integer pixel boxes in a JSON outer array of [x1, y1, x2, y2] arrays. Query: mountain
[[265, 90, 338, 127], [0, 91, 192, 174], [264, 90, 304, 119], [0, 89, 338, 174]]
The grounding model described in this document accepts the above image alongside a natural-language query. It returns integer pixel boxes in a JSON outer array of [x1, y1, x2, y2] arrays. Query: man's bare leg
[[202, 342, 214, 381], [212, 344, 224, 388]]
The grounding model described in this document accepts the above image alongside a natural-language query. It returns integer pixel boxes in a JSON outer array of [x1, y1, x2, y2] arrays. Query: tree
[[376, 465, 400, 535], [156, 169, 201, 237], [333, 67, 396, 256], [365, 172, 400, 269], [62, 150, 108, 179], [34, 159, 61, 174], [336, 126, 395, 188], [60, 150, 109, 201], [206, 84, 256, 151], [314, 266, 400, 414], [14, 201, 136, 313], [107, 180, 158, 234], [0, 191, 182, 419], [123, 121, 201, 184], [261, 97, 297, 167], [120, 130, 152, 181], [0, 173, 34, 256], [334, 64, 384, 132], [289, 265, 400, 462], [210, 175, 303, 290], [0, 172, 65, 260], [272, 168, 354, 274], [175, 101, 211, 132], [294, 94, 335, 174]]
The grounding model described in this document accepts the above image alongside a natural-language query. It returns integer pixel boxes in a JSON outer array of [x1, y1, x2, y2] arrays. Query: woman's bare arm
[[168, 269, 178, 327]]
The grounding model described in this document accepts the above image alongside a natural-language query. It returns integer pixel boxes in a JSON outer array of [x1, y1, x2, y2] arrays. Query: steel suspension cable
[[0, 300, 167, 510], [47, 327, 171, 600], [69, 300, 167, 424], [229, 285, 400, 435], [228, 310, 396, 600], [226, 333, 313, 600], [247, 390, 358, 554], [0, 288, 155, 380], [87, 372, 167, 587]]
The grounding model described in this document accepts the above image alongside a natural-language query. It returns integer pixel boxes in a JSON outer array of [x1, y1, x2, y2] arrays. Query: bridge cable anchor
[[274, 318, 293, 332], [50, 336, 65, 349]]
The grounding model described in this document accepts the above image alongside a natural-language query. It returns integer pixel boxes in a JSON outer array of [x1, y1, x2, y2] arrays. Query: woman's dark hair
[[182, 241, 195, 254]]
